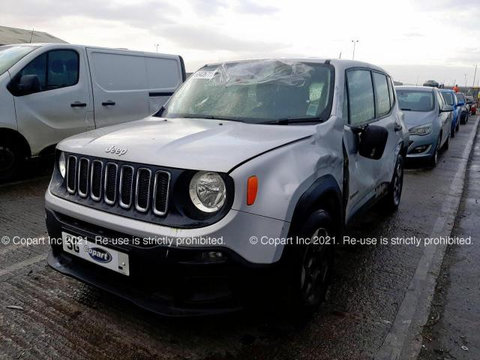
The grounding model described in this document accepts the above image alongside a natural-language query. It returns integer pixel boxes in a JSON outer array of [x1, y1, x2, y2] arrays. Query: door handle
[[394, 123, 402, 132], [102, 100, 116, 106], [71, 102, 87, 108]]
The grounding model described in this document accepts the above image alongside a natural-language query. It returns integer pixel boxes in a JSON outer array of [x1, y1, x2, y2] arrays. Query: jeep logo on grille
[[105, 145, 128, 156], [87, 247, 112, 263]]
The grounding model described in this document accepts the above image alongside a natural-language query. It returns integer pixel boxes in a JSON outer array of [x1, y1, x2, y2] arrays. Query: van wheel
[[286, 209, 334, 317], [380, 155, 404, 212], [456, 121, 460, 133], [0, 140, 21, 182]]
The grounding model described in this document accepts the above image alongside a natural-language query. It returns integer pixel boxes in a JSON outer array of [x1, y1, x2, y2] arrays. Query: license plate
[[62, 232, 130, 276]]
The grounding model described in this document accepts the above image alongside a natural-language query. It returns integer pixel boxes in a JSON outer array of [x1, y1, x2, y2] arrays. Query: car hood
[[402, 110, 435, 129], [57, 117, 315, 173]]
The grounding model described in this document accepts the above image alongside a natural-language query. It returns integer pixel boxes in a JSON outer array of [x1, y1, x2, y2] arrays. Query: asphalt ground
[[419, 118, 480, 360], [0, 116, 478, 360]]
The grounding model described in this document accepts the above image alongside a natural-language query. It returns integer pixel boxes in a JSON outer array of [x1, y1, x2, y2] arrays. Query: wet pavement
[[419, 121, 480, 360], [0, 117, 478, 360]]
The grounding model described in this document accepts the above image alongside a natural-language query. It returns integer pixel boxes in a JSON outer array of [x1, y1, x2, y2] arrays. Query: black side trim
[[288, 174, 343, 238], [179, 55, 187, 81], [149, 92, 174, 97], [227, 136, 312, 174]]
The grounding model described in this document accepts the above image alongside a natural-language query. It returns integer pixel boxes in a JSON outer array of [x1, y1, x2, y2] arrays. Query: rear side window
[[373, 72, 390, 117], [90, 52, 147, 91], [387, 77, 395, 107], [347, 69, 375, 125]]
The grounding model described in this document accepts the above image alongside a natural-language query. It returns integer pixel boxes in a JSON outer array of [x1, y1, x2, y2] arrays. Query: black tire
[[286, 209, 334, 317], [380, 155, 404, 212], [0, 139, 22, 182], [456, 121, 460, 133], [443, 133, 450, 151], [451, 126, 455, 138], [428, 135, 441, 167]]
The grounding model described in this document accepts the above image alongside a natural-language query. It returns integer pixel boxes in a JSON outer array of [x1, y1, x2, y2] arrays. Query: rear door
[[86, 49, 183, 128], [11, 47, 94, 155]]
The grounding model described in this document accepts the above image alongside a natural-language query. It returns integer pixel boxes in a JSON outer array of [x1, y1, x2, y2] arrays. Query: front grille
[[65, 155, 170, 217]]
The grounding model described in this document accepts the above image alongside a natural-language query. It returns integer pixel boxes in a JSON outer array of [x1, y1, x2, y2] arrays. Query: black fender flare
[[288, 174, 344, 239]]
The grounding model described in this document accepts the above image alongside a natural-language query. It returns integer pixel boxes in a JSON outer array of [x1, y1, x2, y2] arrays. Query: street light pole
[[351, 40, 359, 60], [472, 64, 477, 88]]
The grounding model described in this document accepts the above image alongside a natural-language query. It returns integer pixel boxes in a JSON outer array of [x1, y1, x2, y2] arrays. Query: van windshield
[[396, 90, 434, 112], [0, 45, 37, 76], [164, 60, 334, 124]]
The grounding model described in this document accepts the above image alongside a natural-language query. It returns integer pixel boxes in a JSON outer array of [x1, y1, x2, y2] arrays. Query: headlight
[[189, 171, 226, 213], [58, 152, 66, 178], [409, 124, 432, 136]]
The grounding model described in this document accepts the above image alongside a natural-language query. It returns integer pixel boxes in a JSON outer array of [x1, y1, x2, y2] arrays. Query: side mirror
[[358, 124, 389, 160], [441, 105, 453, 112], [8, 74, 41, 96]]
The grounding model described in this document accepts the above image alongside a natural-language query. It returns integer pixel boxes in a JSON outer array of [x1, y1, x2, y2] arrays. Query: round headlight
[[189, 171, 226, 213], [58, 152, 66, 178]]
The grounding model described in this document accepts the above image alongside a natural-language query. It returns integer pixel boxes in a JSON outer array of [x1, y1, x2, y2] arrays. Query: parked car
[[396, 86, 453, 166], [465, 95, 476, 114], [0, 43, 186, 181], [45, 59, 409, 316], [455, 92, 469, 124], [423, 80, 440, 88], [439, 89, 460, 136]]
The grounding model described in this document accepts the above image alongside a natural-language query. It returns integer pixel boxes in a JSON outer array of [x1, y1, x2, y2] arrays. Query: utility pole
[[472, 64, 477, 88], [464, 73, 467, 88], [351, 40, 359, 60], [154, 44, 160, 53], [338, 51, 342, 59], [29, 28, 35, 43]]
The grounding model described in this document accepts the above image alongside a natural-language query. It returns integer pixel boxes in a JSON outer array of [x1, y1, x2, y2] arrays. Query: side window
[[346, 69, 375, 125], [387, 77, 395, 107], [373, 72, 390, 117], [17, 53, 47, 91], [14, 50, 79, 95], [46, 50, 79, 89], [343, 85, 349, 123]]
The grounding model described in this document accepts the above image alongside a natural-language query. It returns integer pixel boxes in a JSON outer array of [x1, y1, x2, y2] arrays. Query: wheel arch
[[0, 128, 31, 158], [288, 174, 344, 239]]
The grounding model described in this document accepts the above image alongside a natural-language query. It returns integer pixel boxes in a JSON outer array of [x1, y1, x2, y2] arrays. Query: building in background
[[0, 25, 66, 45]]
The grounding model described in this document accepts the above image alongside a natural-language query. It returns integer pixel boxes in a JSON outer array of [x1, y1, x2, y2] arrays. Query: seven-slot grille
[[66, 155, 170, 216]]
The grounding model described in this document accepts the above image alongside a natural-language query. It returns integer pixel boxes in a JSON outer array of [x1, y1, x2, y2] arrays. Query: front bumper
[[46, 208, 287, 316], [406, 133, 436, 159]]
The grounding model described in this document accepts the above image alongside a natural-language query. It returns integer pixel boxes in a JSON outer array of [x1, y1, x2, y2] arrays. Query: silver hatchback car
[[396, 86, 453, 166], [46, 59, 409, 316]]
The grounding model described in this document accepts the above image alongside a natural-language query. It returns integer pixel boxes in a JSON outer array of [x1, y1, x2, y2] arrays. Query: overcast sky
[[2, 0, 479, 85]]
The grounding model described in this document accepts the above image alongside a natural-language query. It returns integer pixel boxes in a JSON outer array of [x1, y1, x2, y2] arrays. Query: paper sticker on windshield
[[192, 70, 217, 80]]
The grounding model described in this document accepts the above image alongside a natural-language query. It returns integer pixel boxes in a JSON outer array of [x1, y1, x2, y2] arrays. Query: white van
[[0, 43, 186, 180]]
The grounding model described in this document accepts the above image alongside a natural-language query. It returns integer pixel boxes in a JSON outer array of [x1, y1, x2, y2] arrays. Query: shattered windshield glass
[[163, 60, 334, 123]]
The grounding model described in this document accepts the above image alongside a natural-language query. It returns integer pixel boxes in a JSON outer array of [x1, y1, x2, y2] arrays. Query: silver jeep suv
[[45, 59, 409, 316]]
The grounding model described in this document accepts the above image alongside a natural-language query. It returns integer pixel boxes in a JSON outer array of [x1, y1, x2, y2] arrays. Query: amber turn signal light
[[247, 176, 258, 205]]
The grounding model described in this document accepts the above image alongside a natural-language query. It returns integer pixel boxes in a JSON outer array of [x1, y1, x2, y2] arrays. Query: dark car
[[423, 80, 440, 88], [455, 93, 470, 124]]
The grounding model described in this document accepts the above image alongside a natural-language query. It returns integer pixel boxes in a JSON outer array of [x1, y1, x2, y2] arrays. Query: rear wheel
[[443, 133, 450, 151]]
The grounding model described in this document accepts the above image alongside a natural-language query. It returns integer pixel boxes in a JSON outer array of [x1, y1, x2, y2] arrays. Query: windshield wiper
[[400, 108, 412, 111], [260, 117, 324, 125]]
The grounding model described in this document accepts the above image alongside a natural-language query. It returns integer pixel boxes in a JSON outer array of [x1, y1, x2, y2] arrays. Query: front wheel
[[428, 136, 441, 167], [380, 155, 404, 212], [286, 209, 334, 317], [0, 140, 21, 182]]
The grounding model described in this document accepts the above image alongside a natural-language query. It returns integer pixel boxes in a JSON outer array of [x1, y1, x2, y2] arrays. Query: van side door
[[9, 47, 94, 156]]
